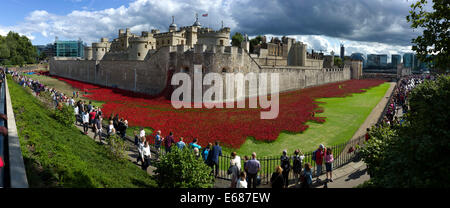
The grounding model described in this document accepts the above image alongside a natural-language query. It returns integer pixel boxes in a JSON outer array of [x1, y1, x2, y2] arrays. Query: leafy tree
[[406, 0, 450, 72], [0, 31, 37, 66], [231, 32, 244, 47], [360, 76, 450, 187], [249, 35, 263, 53], [334, 57, 343, 67], [153, 147, 214, 188]]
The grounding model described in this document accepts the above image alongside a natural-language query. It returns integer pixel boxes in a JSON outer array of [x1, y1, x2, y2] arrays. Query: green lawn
[[228, 82, 391, 157], [8, 76, 156, 188]]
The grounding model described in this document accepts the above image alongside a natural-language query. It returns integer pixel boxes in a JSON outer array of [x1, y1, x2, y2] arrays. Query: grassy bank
[[8, 76, 156, 188]]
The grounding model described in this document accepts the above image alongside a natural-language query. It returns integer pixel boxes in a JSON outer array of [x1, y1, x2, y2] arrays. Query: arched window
[[222, 68, 228, 73], [138, 52, 141, 57]]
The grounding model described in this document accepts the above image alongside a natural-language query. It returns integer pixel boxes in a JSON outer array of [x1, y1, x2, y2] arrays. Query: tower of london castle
[[50, 15, 362, 100]]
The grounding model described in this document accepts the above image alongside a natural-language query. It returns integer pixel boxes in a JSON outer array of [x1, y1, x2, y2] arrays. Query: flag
[[202, 13, 208, 17]]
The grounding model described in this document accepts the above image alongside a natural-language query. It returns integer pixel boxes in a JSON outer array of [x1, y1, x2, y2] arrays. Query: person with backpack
[[292, 149, 305, 186], [280, 150, 291, 188], [312, 144, 325, 182]]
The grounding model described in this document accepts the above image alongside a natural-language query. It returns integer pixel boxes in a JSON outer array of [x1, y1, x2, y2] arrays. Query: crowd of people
[[7, 69, 431, 189]]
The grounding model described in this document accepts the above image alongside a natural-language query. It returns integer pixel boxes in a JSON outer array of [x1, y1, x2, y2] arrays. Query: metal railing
[[215, 135, 366, 185], [0, 77, 5, 187]]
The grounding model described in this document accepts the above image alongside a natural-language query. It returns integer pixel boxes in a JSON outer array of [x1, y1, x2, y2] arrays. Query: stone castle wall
[[50, 45, 351, 100]]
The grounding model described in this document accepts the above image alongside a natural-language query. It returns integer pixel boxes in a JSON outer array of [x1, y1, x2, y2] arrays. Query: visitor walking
[[280, 150, 291, 188], [245, 152, 260, 188], [142, 141, 151, 171], [207, 141, 222, 178], [93, 115, 103, 143], [82, 111, 89, 135], [164, 132, 175, 153], [302, 163, 313, 188], [292, 149, 305, 186], [108, 120, 116, 138], [176, 137, 186, 150], [201, 143, 211, 163], [228, 157, 240, 188], [313, 144, 325, 182], [270, 166, 284, 189], [236, 172, 248, 188], [325, 148, 334, 182]]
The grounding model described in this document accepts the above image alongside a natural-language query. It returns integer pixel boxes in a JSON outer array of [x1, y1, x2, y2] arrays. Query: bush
[[53, 104, 75, 127], [106, 134, 128, 161], [153, 148, 214, 188], [360, 76, 450, 188]]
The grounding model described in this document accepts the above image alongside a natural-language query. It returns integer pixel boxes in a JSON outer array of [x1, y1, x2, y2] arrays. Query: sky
[[0, 0, 428, 60]]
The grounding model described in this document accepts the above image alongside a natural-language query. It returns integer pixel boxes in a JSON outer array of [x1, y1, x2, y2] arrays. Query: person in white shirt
[[141, 141, 151, 171], [236, 171, 248, 188], [108, 120, 116, 137], [136, 137, 145, 165], [139, 128, 145, 139], [230, 152, 241, 172], [74, 105, 79, 125], [82, 111, 89, 134]]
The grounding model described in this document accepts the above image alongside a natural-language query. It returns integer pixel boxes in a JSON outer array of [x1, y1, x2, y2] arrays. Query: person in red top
[[365, 128, 370, 141], [89, 110, 97, 129], [315, 144, 325, 182], [164, 132, 175, 153]]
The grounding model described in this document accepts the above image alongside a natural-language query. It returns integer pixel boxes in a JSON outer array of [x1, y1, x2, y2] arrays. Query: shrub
[[153, 148, 214, 188], [106, 134, 128, 162], [53, 104, 75, 127]]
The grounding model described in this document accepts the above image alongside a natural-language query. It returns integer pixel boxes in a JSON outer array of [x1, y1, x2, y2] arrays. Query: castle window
[[222, 68, 228, 73], [96, 48, 98, 51], [138, 52, 141, 57], [181, 40, 184, 45], [145, 45, 147, 49], [220, 40, 224, 45], [102, 48, 104, 51]]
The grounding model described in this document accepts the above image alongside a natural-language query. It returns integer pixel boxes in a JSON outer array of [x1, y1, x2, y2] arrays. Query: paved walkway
[[312, 82, 396, 188]]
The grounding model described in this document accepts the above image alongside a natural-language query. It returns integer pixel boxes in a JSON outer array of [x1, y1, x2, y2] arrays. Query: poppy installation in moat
[[54, 75, 384, 149]]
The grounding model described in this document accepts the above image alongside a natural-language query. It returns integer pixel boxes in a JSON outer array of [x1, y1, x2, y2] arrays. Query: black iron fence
[[215, 135, 366, 185]]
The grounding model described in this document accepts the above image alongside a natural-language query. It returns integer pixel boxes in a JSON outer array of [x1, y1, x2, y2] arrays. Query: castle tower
[[169, 16, 177, 32], [128, 36, 151, 61], [84, 46, 93, 60], [92, 38, 110, 60]]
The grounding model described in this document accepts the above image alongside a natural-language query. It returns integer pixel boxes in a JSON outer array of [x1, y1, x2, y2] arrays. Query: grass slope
[[233, 82, 391, 157], [8, 77, 156, 188]]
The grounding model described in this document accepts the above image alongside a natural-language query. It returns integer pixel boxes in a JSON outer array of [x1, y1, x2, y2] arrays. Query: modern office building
[[350, 53, 366, 68], [55, 40, 85, 58], [403, 53, 415, 68], [391, 54, 401, 68], [366, 54, 388, 68], [34, 43, 56, 58]]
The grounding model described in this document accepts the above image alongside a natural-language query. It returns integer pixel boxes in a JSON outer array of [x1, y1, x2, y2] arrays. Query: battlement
[[129, 36, 150, 43], [198, 27, 230, 38]]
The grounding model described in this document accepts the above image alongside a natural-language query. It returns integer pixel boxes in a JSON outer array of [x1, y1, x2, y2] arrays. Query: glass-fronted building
[[55, 40, 84, 58], [391, 54, 401, 68], [403, 53, 415, 68]]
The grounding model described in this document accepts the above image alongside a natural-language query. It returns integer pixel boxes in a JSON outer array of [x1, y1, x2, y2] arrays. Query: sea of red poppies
[[53, 75, 384, 148]]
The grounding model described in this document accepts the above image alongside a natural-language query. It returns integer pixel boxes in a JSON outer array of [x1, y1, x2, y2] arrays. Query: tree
[[334, 57, 343, 67], [153, 147, 214, 188], [406, 0, 450, 72], [360, 76, 450, 187], [249, 35, 263, 53], [231, 32, 244, 47], [0, 31, 37, 66]]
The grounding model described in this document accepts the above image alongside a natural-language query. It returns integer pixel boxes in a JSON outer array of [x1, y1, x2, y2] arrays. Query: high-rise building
[[403, 53, 415, 68], [366, 54, 387, 68], [340, 44, 345, 60], [55, 40, 85, 58], [379, 54, 388, 67], [391, 54, 401, 68]]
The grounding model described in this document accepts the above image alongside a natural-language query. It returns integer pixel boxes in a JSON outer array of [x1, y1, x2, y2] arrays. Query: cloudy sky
[[0, 0, 425, 60]]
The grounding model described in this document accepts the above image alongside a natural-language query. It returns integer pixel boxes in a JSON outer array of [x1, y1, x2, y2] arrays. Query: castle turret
[[84, 46, 93, 60], [92, 38, 110, 60], [197, 27, 231, 46], [241, 34, 250, 52], [128, 36, 153, 60], [169, 16, 177, 32]]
